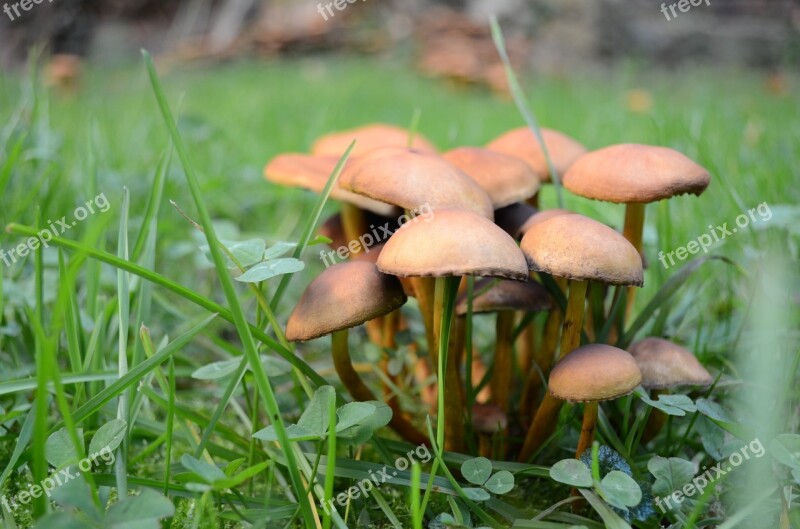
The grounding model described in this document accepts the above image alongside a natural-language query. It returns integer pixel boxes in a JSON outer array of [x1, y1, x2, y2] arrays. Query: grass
[[0, 52, 798, 528]]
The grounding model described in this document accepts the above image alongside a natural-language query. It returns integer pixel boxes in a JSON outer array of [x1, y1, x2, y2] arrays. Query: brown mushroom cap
[[486, 127, 587, 182], [455, 278, 553, 315], [311, 123, 437, 157], [471, 403, 508, 433], [264, 153, 399, 216], [520, 213, 643, 286], [628, 337, 713, 390], [518, 208, 573, 237], [340, 147, 494, 219], [563, 144, 710, 204], [494, 203, 538, 240], [442, 147, 540, 208], [549, 344, 642, 402], [376, 208, 528, 280], [286, 261, 407, 342]]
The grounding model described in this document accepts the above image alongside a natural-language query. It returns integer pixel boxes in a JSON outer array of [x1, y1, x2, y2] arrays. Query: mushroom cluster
[[264, 122, 713, 460]]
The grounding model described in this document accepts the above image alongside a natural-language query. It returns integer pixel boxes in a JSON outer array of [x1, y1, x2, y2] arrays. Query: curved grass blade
[[4, 223, 328, 389], [142, 49, 315, 527], [490, 15, 564, 209], [619, 255, 738, 348]]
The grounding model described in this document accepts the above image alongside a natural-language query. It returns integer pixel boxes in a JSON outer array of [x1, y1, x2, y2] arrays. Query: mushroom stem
[[516, 313, 534, 377], [339, 202, 369, 257], [518, 279, 588, 461], [331, 329, 428, 445], [381, 310, 401, 411], [491, 310, 515, 413], [478, 434, 492, 458], [433, 276, 463, 452], [622, 202, 645, 317], [413, 275, 438, 411], [575, 401, 599, 459], [520, 309, 560, 422], [559, 280, 589, 359], [622, 203, 645, 254]]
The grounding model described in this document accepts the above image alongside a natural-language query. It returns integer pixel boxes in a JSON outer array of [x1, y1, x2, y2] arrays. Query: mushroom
[[563, 144, 710, 312], [264, 153, 397, 216], [46, 54, 83, 91], [629, 337, 713, 390], [286, 261, 426, 445], [455, 278, 553, 414], [472, 403, 508, 458], [493, 206, 572, 411], [518, 208, 573, 237], [264, 152, 399, 260], [377, 208, 528, 451], [548, 344, 642, 458], [340, 146, 494, 219], [442, 147, 540, 209], [518, 213, 643, 461], [311, 123, 437, 157], [629, 337, 713, 441], [486, 127, 587, 207], [340, 146, 495, 398]]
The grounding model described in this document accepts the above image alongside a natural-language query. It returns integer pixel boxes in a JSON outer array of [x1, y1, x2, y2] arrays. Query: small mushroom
[[518, 213, 642, 461], [46, 54, 83, 91], [286, 261, 426, 445], [341, 147, 496, 412], [472, 403, 508, 458], [486, 127, 587, 207], [378, 208, 528, 451], [442, 147, 540, 209], [629, 337, 713, 441], [563, 144, 710, 313], [548, 344, 642, 458], [340, 146, 494, 220], [264, 152, 399, 259], [629, 337, 713, 390], [264, 153, 397, 216], [518, 208, 573, 237], [311, 123, 437, 157]]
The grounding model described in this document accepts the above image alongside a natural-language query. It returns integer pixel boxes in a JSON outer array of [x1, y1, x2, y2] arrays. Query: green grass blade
[[49, 313, 217, 432], [620, 255, 738, 348], [116, 186, 131, 498], [165, 357, 176, 497], [489, 15, 564, 209], [270, 139, 355, 311], [142, 49, 316, 527], [4, 223, 328, 388], [132, 147, 171, 262]]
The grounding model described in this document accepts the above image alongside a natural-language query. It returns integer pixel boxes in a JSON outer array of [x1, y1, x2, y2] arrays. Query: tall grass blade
[[142, 49, 317, 527]]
